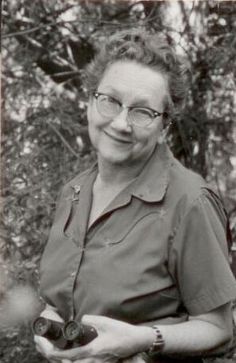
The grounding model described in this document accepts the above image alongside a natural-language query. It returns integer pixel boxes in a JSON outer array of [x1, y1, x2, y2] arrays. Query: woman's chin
[[99, 150, 133, 166]]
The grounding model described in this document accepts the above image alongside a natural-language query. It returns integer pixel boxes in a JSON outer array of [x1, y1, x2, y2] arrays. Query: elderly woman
[[35, 30, 236, 363]]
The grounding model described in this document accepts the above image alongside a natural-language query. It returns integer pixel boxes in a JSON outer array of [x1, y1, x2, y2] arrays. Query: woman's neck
[[97, 156, 147, 187]]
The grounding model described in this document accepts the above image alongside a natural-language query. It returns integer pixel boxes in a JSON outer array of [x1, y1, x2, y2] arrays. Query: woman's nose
[[110, 108, 131, 131]]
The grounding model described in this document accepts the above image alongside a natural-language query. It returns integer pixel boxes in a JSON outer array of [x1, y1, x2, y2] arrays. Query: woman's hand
[[34, 304, 71, 363], [72, 353, 146, 363], [35, 335, 72, 363], [49, 315, 154, 362]]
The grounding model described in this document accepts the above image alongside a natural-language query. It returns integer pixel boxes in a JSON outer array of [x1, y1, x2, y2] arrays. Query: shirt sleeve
[[168, 188, 236, 315]]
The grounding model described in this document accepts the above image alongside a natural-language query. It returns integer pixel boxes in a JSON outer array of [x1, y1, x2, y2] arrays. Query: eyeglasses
[[93, 92, 166, 128]]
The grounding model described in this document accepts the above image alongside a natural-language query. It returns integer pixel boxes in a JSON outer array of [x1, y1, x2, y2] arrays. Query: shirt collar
[[131, 143, 171, 203], [67, 163, 97, 199], [68, 143, 171, 203]]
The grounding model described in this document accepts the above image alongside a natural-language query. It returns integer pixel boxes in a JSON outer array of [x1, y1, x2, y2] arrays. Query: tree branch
[[3, 19, 89, 39], [46, 122, 79, 158]]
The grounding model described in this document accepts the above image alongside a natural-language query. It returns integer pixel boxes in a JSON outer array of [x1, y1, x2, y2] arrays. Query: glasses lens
[[97, 94, 120, 117], [129, 108, 153, 127]]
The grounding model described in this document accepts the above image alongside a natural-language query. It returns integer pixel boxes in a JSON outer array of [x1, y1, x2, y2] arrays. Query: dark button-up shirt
[[40, 144, 236, 325]]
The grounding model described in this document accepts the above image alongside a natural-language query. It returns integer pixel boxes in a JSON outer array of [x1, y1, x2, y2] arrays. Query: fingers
[[81, 314, 112, 329], [122, 355, 145, 363], [126, 354, 146, 363], [34, 335, 54, 353], [34, 335, 59, 359], [49, 345, 90, 361], [81, 314, 105, 328], [72, 358, 117, 363], [49, 343, 118, 362]]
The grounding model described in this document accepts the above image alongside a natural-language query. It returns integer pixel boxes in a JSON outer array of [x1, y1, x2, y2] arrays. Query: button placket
[[68, 248, 84, 320], [69, 243, 87, 320]]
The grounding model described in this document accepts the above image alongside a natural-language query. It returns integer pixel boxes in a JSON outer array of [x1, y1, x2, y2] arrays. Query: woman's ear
[[157, 119, 172, 144], [87, 96, 93, 121]]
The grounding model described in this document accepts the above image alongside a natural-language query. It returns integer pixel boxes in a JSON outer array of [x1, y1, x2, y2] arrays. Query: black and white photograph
[[1, 1, 236, 363]]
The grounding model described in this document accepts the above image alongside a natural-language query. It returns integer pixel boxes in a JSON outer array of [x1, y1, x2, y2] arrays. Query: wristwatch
[[147, 326, 165, 355]]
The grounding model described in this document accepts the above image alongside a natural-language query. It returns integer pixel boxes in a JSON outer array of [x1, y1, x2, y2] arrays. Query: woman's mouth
[[104, 130, 132, 144]]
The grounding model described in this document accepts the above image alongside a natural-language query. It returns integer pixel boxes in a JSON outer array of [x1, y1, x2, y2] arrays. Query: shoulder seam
[[169, 187, 217, 244]]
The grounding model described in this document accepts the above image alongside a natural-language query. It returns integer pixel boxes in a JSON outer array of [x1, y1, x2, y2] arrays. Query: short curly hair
[[84, 29, 191, 117]]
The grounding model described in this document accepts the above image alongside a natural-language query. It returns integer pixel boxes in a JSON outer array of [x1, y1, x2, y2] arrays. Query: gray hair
[[84, 29, 191, 118]]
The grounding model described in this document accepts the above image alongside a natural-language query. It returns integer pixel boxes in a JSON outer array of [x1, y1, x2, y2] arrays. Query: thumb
[[123, 354, 146, 363], [81, 314, 110, 328], [81, 314, 100, 325]]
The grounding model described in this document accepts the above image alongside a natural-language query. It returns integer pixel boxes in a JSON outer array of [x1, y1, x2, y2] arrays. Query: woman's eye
[[134, 108, 153, 117], [106, 96, 119, 105]]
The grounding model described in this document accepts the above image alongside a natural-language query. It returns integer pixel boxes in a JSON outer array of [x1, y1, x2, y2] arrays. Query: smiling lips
[[104, 130, 133, 144]]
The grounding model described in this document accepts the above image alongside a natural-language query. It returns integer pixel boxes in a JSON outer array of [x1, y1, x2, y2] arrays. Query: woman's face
[[87, 60, 168, 167]]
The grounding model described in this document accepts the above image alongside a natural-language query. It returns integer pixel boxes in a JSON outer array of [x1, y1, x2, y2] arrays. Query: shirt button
[[71, 272, 76, 277]]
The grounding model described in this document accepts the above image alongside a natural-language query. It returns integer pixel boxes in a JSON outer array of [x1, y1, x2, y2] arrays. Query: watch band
[[148, 326, 165, 354]]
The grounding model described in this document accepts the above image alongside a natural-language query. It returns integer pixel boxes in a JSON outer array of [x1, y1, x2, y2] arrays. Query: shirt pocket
[[159, 285, 180, 300], [103, 211, 161, 246]]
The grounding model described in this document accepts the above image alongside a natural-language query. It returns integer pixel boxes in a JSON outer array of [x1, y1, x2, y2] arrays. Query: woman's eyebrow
[[98, 87, 121, 97], [130, 98, 153, 108], [100, 87, 154, 107]]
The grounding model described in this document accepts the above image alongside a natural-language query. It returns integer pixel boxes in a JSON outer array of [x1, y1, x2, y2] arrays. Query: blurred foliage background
[[1, 1, 236, 362]]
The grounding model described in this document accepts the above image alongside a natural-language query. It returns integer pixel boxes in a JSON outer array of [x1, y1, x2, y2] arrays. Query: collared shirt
[[40, 143, 236, 324]]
